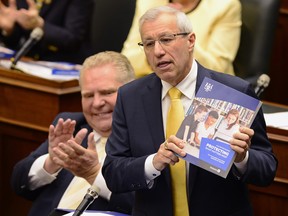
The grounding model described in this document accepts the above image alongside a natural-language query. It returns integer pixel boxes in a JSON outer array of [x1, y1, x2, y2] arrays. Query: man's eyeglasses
[[138, 32, 190, 50]]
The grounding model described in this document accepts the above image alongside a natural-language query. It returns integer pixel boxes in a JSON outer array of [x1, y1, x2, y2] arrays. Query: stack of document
[[0, 59, 80, 81], [264, 112, 288, 130], [64, 212, 129, 216], [0, 46, 15, 58]]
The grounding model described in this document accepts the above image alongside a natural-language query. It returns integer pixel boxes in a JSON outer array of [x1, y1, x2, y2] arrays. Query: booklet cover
[[176, 77, 262, 178]]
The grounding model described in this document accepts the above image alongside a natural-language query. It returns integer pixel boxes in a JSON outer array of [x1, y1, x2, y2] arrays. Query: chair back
[[89, 0, 136, 53], [233, 0, 280, 83]]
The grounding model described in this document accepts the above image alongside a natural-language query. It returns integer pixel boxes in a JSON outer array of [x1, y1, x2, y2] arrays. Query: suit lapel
[[195, 62, 213, 93], [141, 75, 165, 151], [141, 75, 172, 184]]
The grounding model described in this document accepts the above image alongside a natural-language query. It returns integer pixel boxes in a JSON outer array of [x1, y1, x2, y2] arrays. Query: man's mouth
[[95, 111, 112, 118], [157, 60, 171, 69]]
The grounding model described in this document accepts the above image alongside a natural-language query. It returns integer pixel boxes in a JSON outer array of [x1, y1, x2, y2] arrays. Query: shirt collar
[[93, 130, 101, 143]]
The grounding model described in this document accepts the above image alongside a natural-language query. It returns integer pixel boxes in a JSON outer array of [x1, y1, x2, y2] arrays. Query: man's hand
[[0, 0, 17, 35], [153, 135, 186, 171], [230, 126, 254, 163], [16, 0, 44, 30], [44, 118, 76, 173], [52, 130, 101, 185]]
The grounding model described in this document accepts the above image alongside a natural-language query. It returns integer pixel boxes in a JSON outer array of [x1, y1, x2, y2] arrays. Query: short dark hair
[[194, 105, 208, 114], [208, 110, 219, 119]]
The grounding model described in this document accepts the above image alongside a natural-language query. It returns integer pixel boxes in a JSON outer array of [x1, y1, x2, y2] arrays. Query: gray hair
[[139, 5, 193, 34], [79, 51, 135, 86]]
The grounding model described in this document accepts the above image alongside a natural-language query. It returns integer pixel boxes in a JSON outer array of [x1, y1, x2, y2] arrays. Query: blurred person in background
[[0, 0, 93, 64]]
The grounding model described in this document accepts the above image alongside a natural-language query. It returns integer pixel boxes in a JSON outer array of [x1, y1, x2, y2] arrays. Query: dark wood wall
[[264, 0, 288, 105], [0, 68, 82, 215], [249, 124, 288, 216]]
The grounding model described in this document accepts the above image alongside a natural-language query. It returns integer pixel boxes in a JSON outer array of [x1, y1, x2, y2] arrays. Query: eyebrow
[[143, 32, 175, 40]]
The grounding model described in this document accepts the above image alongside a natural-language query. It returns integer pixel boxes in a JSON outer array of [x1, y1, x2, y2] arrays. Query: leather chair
[[233, 0, 280, 84], [89, 0, 136, 54]]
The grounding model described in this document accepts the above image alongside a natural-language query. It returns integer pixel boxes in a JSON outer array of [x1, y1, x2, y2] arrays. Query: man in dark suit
[[102, 6, 278, 216], [0, 0, 93, 64], [11, 51, 135, 216]]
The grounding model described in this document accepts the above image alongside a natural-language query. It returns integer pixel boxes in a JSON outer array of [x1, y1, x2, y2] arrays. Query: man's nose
[[93, 95, 105, 107], [153, 41, 166, 56]]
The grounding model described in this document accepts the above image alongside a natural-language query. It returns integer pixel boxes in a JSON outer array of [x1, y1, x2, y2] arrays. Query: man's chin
[[97, 121, 112, 131]]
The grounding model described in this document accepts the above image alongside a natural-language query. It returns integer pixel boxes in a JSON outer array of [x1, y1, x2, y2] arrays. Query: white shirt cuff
[[28, 154, 61, 190], [144, 154, 161, 188], [93, 165, 111, 201], [234, 151, 249, 174]]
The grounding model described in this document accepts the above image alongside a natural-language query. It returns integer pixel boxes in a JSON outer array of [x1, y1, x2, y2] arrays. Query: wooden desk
[[0, 67, 82, 215], [249, 101, 288, 216]]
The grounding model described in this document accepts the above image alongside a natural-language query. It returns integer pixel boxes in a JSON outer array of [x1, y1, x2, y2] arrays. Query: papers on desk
[[264, 112, 288, 130], [0, 46, 15, 58], [0, 59, 80, 81], [63, 211, 129, 216]]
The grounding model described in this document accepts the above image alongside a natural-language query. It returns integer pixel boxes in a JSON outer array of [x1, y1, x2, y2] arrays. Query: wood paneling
[[249, 102, 288, 216], [0, 67, 81, 215], [264, 0, 288, 105]]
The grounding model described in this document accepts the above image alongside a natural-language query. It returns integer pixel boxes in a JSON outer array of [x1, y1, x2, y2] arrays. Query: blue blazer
[[103, 63, 277, 216], [11, 112, 134, 216]]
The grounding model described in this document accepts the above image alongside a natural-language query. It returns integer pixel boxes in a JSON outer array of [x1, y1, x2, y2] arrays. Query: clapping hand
[[44, 118, 76, 173], [52, 129, 101, 185], [0, 0, 17, 35], [16, 0, 44, 30]]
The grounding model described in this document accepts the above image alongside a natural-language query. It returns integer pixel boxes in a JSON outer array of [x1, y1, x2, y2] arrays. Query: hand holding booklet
[[176, 77, 262, 178]]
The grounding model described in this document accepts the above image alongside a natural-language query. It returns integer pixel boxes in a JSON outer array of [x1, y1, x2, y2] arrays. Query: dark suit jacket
[[11, 112, 133, 216], [1, 0, 93, 64], [103, 63, 278, 216]]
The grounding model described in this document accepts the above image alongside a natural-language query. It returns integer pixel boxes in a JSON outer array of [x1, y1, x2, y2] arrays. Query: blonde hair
[[79, 51, 135, 86]]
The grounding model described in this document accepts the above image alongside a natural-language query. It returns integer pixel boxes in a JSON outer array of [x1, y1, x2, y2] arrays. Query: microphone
[[10, 27, 44, 69], [254, 74, 270, 97], [72, 185, 100, 216]]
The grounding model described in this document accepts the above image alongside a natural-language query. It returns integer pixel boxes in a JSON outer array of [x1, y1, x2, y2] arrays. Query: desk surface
[[263, 100, 288, 113], [262, 101, 288, 137], [0, 66, 80, 94], [0, 66, 82, 131]]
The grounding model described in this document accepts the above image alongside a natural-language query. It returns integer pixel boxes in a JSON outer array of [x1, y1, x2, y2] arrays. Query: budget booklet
[[176, 77, 262, 178]]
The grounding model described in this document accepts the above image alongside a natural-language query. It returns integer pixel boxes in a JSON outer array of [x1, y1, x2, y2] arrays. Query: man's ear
[[188, 32, 196, 51]]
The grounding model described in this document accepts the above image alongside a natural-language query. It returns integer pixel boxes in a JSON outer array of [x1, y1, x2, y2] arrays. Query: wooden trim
[[0, 117, 48, 132], [0, 67, 80, 94]]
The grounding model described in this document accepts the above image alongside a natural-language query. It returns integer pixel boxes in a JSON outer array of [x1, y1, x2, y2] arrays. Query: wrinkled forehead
[[140, 13, 179, 38]]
